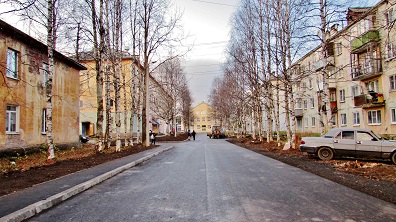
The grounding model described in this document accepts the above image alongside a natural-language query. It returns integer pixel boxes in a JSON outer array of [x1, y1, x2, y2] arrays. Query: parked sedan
[[299, 128, 396, 164]]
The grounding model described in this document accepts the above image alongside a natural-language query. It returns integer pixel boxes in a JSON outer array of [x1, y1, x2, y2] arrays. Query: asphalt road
[[28, 133, 396, 222]]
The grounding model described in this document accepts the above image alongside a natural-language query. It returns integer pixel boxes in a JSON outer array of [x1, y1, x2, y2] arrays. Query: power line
[[192, 0, 236, 7]]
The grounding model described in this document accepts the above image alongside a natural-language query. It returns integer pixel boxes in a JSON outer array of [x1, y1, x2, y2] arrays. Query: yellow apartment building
[[0, 19, 86, 151], [292, 0, 396, 136], [191, 102, 220, 133]]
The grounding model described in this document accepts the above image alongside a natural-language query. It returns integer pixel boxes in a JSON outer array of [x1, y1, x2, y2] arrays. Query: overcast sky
[[172, 0, 239, 106]]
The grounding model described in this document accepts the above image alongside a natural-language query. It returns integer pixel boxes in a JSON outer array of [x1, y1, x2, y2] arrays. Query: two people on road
[[149, 130, 156, 145], [187, 129, 196, 141]]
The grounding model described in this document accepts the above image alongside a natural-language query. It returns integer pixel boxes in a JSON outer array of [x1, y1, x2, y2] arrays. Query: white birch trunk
[[46, 0, 55, 160]]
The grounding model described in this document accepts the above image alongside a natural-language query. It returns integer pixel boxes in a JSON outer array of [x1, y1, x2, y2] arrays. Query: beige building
[[79, 55, 170, 136], [0, 19, 86, 151], [191, 102, 220, 132], [293, 0, 396, 136]]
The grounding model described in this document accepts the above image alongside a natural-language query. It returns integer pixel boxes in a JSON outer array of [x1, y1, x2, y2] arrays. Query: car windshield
[[323, 128, 339, 138], [371, 130, 382, 140]]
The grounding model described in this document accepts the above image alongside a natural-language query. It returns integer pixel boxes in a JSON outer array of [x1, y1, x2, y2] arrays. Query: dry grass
[[0, 144, 127, 175]]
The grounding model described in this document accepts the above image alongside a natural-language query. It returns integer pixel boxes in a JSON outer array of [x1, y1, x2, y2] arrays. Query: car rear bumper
[[299, 145, 317, 153]]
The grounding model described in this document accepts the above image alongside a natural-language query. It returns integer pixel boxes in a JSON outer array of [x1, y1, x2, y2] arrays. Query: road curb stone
[[0, 146, 174, 222]]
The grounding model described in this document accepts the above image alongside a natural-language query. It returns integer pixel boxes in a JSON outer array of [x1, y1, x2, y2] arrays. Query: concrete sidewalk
[[0, 145, 174, 222]]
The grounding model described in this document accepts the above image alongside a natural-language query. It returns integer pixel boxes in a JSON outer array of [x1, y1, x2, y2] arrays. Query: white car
[[299, 128, 396, 164]]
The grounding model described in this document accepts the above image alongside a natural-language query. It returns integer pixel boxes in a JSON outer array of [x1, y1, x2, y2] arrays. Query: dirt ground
[[228, 137, 396, 205], [1, 134, 395, 205]]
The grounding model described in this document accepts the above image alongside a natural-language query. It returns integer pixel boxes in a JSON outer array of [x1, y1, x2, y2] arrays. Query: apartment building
[[0, 19, 86, 151], [192, 102, 220, 132], [79, 54, 170, 136], [293, 0, 396, 136]]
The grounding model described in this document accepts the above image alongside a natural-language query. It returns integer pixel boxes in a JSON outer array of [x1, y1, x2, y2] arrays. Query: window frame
[[336, 42, 342, 55], [42, 63, 49, 87], [391, 108, 396, 124], [6, 105, 19, 134], [390, 75, 396, 91], [311, 117, 316, 127], [6, 48, 18, 79], [310, 98, 314, 108], [41, 109, 47, 134], [353, 112, 360, 126], [339, 89, 345, 102], [368, 110, 382, 125], [341, 113, 347, 126]]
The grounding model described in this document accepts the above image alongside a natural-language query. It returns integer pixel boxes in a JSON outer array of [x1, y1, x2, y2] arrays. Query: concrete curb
[[0, 146, 174, 222]]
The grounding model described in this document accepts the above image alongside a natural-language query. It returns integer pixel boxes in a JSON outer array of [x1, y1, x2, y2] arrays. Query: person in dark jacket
[[191, 130, 196, 140]]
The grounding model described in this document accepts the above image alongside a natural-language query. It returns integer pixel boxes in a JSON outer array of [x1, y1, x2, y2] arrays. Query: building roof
[[0, 19, 86, 70]]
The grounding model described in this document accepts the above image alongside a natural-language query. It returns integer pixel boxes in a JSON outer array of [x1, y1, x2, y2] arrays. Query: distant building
[[191, 102, 219, 132], [0, 19, 86, 151]]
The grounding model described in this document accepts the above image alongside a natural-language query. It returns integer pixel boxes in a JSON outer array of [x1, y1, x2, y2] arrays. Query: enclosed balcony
[[351, 58, 382, 81], [314, 56, 335, 71], [295, 109, 303, 117], [330, 101, 338, 113], [351, 30, 380, 52], [354, 93, 385, 109]]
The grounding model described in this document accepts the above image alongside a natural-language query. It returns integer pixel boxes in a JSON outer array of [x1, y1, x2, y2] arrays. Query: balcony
[[295, 109, 303, 117], [351, 58, 382, 81], [314, 56, 335, 71], [330, 101, 338, 113], [354, 93, 385, 109], [351, 30, 380, 52]]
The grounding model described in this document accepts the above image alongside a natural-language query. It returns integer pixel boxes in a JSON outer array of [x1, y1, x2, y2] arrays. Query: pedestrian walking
[[187, 129, 191, 140], [191, 130, 196, 140], [150, 130, 156, 145]]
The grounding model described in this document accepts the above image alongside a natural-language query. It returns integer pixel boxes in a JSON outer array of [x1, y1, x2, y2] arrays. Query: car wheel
[[317, 147, 334, 161], [391, 152, 396, 165]]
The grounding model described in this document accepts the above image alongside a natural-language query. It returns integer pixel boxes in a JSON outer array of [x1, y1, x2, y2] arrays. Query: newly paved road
[[28, 134, 396, 222]]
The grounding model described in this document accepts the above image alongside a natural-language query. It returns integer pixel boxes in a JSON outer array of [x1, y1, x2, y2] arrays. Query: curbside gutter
[[0, 146, 174, 222]]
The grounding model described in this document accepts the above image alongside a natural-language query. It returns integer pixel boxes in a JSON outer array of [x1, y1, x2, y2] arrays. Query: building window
[[309, 79, 313, 89], [368, 110, 381, 125], [339, 89, 345, 102], [304, 117, 308, 127], [337, 66, 343, 79], [390, 75, 396, 91], [296, 99, 302, 109], [303, 100, 308, 109], [207, 117, 211, 122], [341, 113, 347, 126], [353, 112, 360, 125], [391, 108, 396, 124], [336, 42, 342, 55], [330, 115, 336, 124], [310, 98, 314, 108], [351, 85, 359, 97], [42, 109, 47, 133], [297, 119, 302, 128], [197, 125, 201, 129], [312, 117, 316, 127], [366, 80, 379, 93], [385, 9, 394, 26], [6, 105, 19, 133], [386, 42, 396, 60], [6, 48, 18, 79], [196, 117, 200, 122], [42, 63, 49, 87], [330, 91, 336, 102]]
